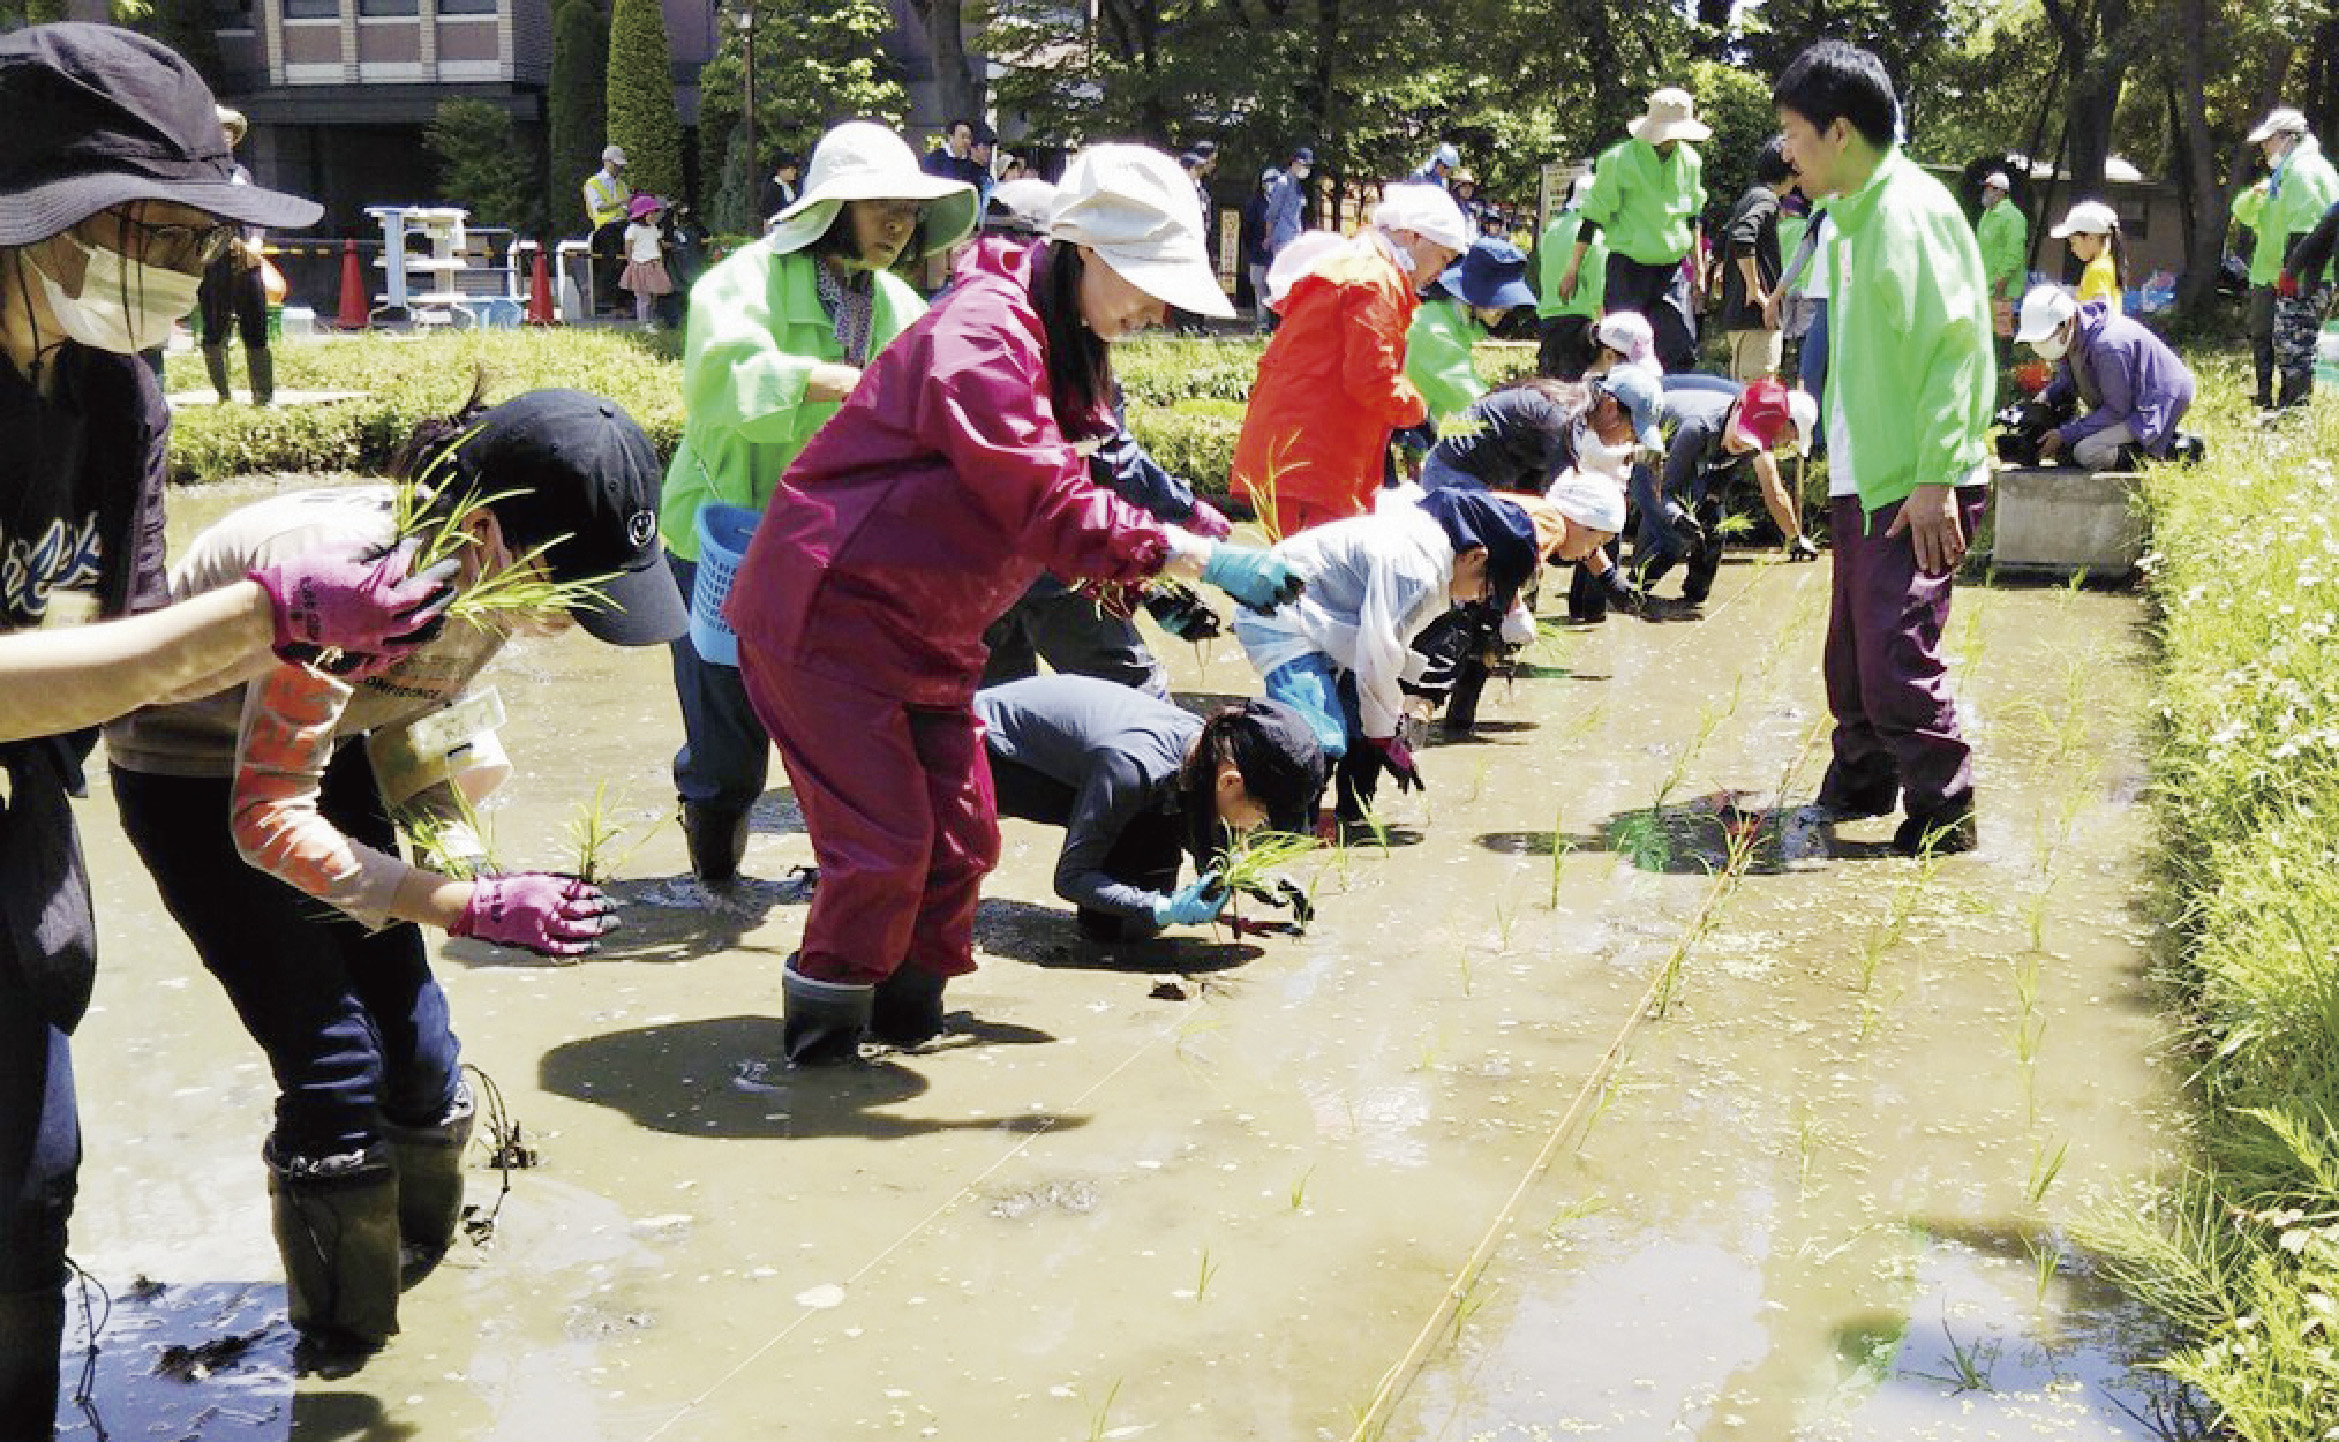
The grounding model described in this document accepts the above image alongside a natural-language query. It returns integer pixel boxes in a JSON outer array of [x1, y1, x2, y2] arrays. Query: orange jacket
[[1232, 237, 1425, 530]]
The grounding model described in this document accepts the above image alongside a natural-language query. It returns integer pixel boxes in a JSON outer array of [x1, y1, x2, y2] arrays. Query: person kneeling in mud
[[104, 386, 687, 1378], [976, 674, 1325, 941], [1234, 488, 1597, 828]]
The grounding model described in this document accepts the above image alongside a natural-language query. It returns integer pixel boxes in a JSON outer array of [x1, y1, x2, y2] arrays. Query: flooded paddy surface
[[58, 477, 2178, 1440]]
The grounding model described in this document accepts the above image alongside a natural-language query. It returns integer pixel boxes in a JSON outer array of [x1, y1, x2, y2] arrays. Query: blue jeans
[[668, 552, 774, 813], [1799, 298, 1829, 456], [112, 748, 461, 1162]]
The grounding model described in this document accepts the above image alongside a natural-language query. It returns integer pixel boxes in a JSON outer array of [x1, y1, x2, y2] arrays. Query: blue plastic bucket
[[688, 502, 759, 666]]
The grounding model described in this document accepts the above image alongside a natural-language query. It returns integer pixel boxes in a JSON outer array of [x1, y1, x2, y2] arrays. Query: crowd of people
[[0, 11, 2323, 1433]]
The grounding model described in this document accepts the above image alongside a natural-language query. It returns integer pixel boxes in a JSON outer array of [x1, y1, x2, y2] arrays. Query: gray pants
[[980, 582, 1167, 698], [2072, 421, 2138, 471], [2273, 280, 2334, 408]]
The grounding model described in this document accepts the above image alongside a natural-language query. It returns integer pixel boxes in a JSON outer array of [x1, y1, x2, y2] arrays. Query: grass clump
[[2080, 354, 2339, 1438]]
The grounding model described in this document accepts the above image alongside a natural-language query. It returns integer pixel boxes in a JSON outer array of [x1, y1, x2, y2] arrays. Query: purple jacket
[[727, 238, 1173, 706], [2044, 302, 2196, 456]]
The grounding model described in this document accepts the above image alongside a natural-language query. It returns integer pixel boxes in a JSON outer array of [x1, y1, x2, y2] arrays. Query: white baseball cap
[[1050, 144, 1234, 319], [2014, 284, 2079, 343], [601, 145, 626, 167], [2049, 200, 2120, 238]]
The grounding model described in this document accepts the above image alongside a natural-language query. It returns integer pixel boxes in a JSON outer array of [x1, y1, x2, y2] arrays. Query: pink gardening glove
[[249, 537, 458, 676], [449, 873, 616, 958], [1185, 498, 1235, 541]]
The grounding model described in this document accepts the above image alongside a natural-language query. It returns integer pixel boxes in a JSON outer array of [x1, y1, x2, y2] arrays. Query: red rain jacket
[[1230, 235, 1426, 525], [727, 238, 1174, 706]]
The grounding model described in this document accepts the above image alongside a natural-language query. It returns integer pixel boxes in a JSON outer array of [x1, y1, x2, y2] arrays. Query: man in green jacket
[[1557, 87, 1709, 373], [2233, 177, 2278, 408], [1972, 169, 2027, 356], [1776, 40, 1995, 856], [2254, 107, 2339, 410], [1535, 175, 1606, 379]]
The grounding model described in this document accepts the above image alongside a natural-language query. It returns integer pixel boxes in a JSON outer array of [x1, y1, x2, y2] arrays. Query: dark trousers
[[111, 750, 462, 1163], [990, 757, 1184, 940], [1536, 314, 1597, 380], [740, 661, 998, 987], [668, 552, 774, 814], [590, 220, 628, 312], [980, 582, 1166, 698], [0, 945, 76, 1437], [197, 254, 268, 348], [1604, 252, 1698, 373], [2248, 284, 2277, 407], [1818, 490, 1991, 819]]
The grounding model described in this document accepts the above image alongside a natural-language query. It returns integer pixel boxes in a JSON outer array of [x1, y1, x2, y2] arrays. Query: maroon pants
[[1819, 490, 1990, 817], [739, 660, 999, 987]]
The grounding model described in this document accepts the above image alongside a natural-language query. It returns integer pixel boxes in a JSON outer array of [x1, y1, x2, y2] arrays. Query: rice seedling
[[1192, 1246, 1219, 1302], [1085, 1378, 1123, 1442], [1544, 1193, 1607, 1235], [2027, 1138, 2069, 1208], [1289, 1166, 1314, 1212], [1489, 890, 1518, 953], [386, 464, 616, 634], [567, 783, 627, 886], [1447, 1259, 1494, 1343], [2028, 1234, 2060, 1307], [396, 784, 498, 877], [1915, 1314, 1999, 1394], [1545, 802, 1571, 909]]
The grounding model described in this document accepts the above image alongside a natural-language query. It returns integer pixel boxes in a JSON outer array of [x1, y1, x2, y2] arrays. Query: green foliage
[[2074, 355, 2339, 1439], [606, 0, 685, 202], [704, 113, 757, 240], [136, 0, 222, 87], [695, 0, 909, 180], [425, 99, 543, 235], [1687, 61, 1780, 227], [548, 0, 611, 238]]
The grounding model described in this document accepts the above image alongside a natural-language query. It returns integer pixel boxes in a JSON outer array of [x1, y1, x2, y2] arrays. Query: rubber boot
[[1893, 792, 1978, 857], [2277, 369, 2313, 410], [0, 1283, 66, 1440], [1442, 655, 1489, 738], [382, 1078, 474, 1289], [266, 1141, 402, 1379], [782, 956, 872, 1067], [683, 802, 750, 891], [1333, 745, 1381, 826], [245, 345, 275, 407], [869, 967, 948, 1048], [202, 343, 232, 404]]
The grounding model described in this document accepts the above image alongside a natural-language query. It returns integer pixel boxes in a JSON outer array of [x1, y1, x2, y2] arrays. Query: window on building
[[437, 0, 499, 15], [282, 0, 339, 18], [357, 0, 419, 15]]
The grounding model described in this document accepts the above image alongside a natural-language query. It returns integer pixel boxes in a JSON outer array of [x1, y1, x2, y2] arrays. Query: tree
[[426, 98, 541, 233], [548, 0, 610, 239], [606, 0, 685, 201], [907, 0, 981, 126], [694, 0, 907, 172], [1688, 60, 1779, 227]]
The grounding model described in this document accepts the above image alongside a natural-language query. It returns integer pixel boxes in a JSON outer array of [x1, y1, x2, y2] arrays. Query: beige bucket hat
[[766, 120, 979, 259], [1628, 88, 1712, 146]]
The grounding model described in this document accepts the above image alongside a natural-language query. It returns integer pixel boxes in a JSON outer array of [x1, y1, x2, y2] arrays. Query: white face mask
[[1574, 423, 1636, 480], [2030, 325, 2071, 362], [35, 236, 203, 354], [1292, 164, 1311, 180]]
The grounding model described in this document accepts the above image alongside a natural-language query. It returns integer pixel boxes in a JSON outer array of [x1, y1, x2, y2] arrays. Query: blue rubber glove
[[1201, 543, 1305, 612], [1150, 873, 1230, 928]]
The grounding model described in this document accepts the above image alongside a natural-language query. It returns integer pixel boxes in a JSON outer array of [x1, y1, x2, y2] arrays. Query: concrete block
[[1989, 465, 2144, 579]]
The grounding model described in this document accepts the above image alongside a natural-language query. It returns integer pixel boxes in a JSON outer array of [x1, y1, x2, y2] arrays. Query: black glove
[[1658, 499, 1704, 555], [1142, 581, 1224, 642], [1369, 735, 1425, 793], [1600, 567, 1648, 616]]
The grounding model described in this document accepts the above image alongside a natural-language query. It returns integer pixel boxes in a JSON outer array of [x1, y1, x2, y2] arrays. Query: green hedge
[[164, 330, 1540, 492], [2082, 356, 2339, 1438]]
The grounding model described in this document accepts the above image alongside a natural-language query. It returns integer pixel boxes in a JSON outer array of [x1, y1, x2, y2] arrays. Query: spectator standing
[[1412, 142, 1461, 188], [1241, 166, 1280, 331], [2233, 177, 2279, 408], [1231, 183, 1470, 535], [2252, 107, 2339, 411], [1776, 39, 1996, 857], [1174, 145, 1223, 335], [2050, 200, 2125, 311], [195, 105, 276, 406], [756, 154, 800, 227], [583, 145, 631, 314], [1972, 169, 2028, 342], [923, 118, 996, 212], [1717, 136, 1793, 382], [1265, 146, 1313, 261], [1563, 88, 1711, 373], [620, 194, 673, 328], [1535, 175, 1606, 379], [1451, 169, 1493, 234], [2014, 286, 2196, 469]]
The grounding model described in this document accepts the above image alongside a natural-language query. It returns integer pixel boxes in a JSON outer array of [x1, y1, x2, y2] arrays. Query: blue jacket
[[1265, 173, 1306, 256], [2043, 302, 2196, 456]]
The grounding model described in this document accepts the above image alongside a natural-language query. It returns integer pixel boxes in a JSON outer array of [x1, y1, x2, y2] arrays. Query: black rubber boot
[[245, 345, 275, 407], [2278, 370, 2314, 410], [1334, 745, 1381, 826], [683, 802, 750, 891], [1442, 656, 1489, 737], [1893, 793, 1978, 857], [0, 1282, 65, 1440], [383, 1079, 474, 1289], [782, 956, 872, 1067], [266, 1140, 402, 1379], [869, 968, 949, 1048], [202, 343, 232, 404]]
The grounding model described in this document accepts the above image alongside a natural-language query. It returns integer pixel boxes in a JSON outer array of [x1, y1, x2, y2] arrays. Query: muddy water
[[57, 478, 2177, 1441]]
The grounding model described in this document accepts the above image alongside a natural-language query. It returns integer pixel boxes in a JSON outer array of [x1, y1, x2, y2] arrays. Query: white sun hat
[[2049, 200, 2120, 238], [1628, 87, 1712, 146], [1049, 143, 1234, 318], [2014, 284, 2079, 343], [1371, 182, 1471, 252], [2247, 108, 2310, 145], [766, 120, 979, 260], [1544, 469, 1627, 535]]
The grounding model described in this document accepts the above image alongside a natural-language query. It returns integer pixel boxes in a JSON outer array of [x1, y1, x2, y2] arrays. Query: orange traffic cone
[[526, 246, 556, 326], [336, 238, 368, 331]]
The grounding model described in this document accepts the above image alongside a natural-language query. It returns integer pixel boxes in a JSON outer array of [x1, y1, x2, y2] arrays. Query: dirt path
[[57, 488, 2176, 1440]]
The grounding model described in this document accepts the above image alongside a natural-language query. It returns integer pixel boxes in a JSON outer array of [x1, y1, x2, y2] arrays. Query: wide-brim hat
[[1628, 87, 1712, 146], [2049, 200, 2119, 238], [1439, 237, 1536, 311], [0, 23, 322, 246], [2248, 108, 2309, 145], [626, 193, 664, 221], [1050, 143, 1234, 319], [766, 120, 979, 260], [446, 390, 687, 648], [2014, 283, 2079, 344]]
